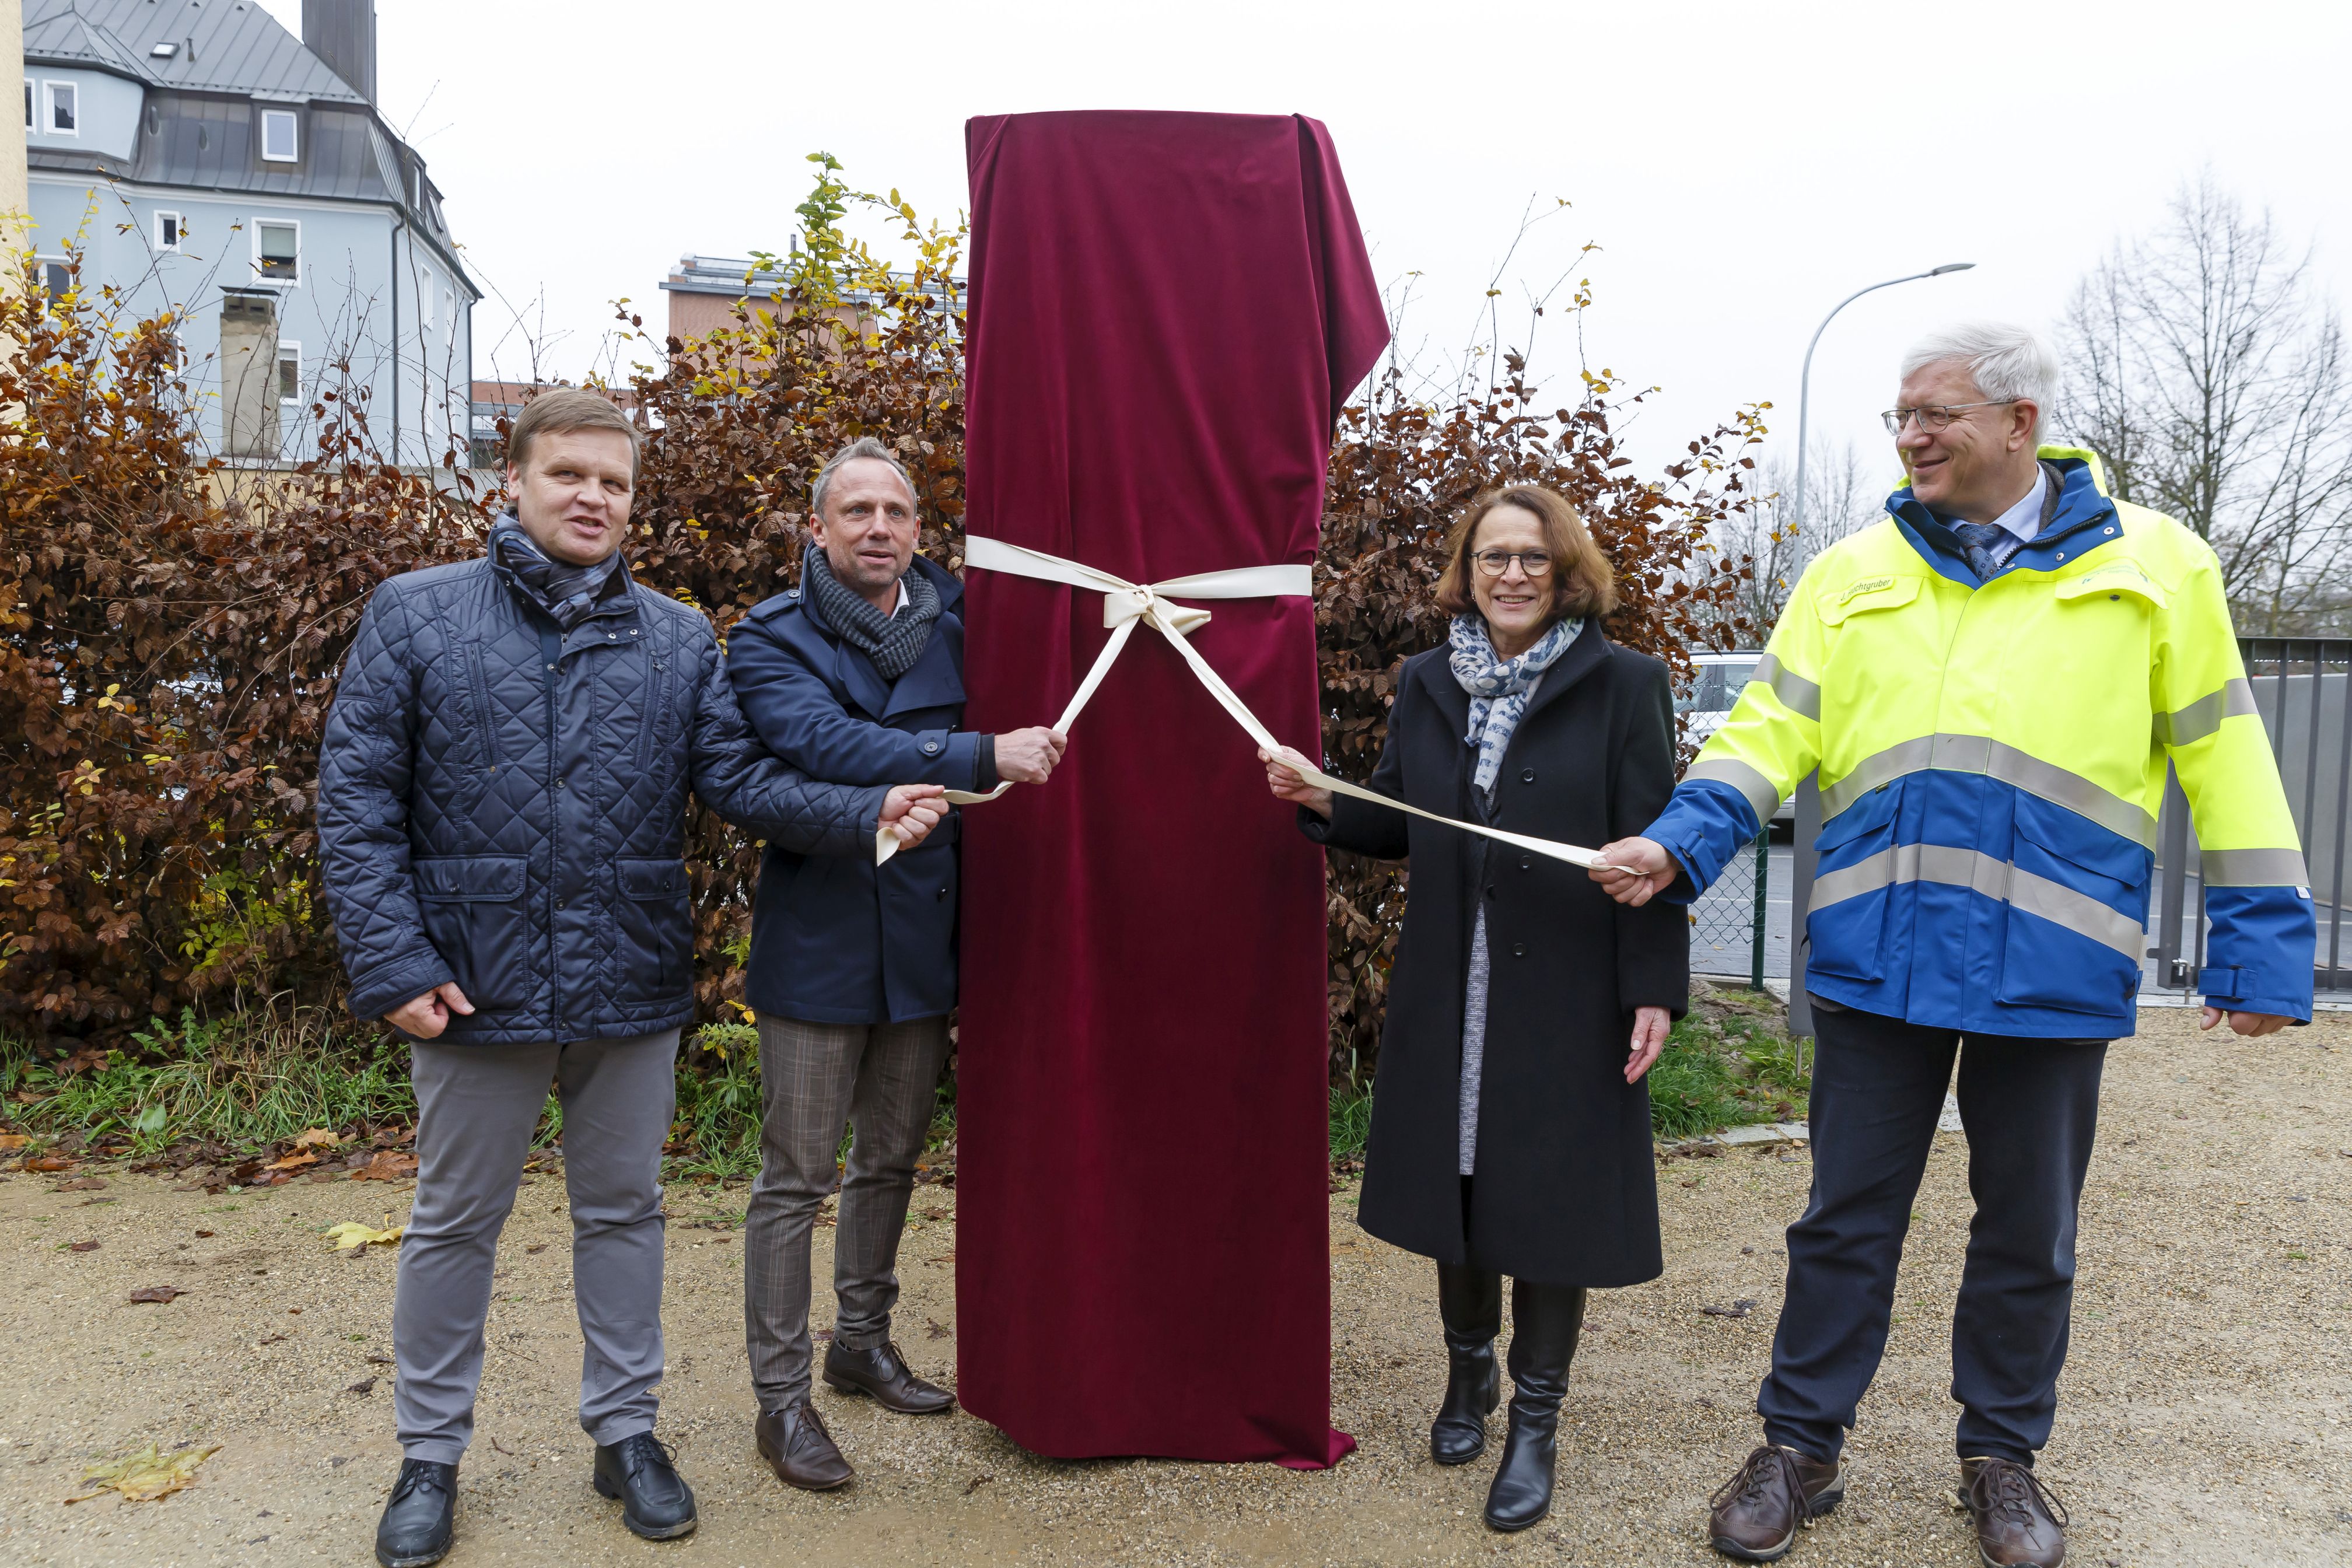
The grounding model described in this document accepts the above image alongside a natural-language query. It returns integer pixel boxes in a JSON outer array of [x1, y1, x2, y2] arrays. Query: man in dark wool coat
[[317, 392, 944, 1568]]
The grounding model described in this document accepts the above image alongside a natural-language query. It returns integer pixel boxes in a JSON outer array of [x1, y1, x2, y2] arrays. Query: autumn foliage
[[0, 161, 1762, 1082]]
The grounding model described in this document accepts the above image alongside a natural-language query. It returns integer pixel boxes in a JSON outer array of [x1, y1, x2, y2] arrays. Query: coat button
[[1520, 768, 1535, 784], [1519, 855, 1532, 871], [555, 898, 566, 910], [1511, 942, 1527, 958], [922, 740, 941, 755], [937, 886, 949, 901]]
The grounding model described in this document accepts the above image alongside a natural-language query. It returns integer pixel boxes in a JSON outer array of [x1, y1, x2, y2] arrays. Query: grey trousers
[[394, 1030, 680, 1464], [744, 1012, 951, 1412]]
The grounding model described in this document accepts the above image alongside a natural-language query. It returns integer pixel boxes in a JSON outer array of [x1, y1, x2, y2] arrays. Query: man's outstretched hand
[[880, 783, 949, 849], [2200, 1007, 2290, 1038], [995, 727, 1068, 785], [386, 981, 474, 1040], [1588, 836, 1680, 907]]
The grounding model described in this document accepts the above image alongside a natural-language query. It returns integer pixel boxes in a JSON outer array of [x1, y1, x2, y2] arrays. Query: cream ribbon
[[873, 533, 1608, 873]]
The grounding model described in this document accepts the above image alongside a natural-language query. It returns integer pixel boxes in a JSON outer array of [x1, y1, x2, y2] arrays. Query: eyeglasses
[[1472, 549, 1552, 577], [1880, 399, 2017, 435]]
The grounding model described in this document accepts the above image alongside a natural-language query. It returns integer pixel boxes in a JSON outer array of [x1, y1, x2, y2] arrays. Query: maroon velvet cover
[[955, 111, 1389, 1466]]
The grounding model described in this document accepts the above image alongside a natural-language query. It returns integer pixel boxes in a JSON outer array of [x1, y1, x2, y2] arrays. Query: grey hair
[[1900, 321, 2058, 439], [810, 436, 917, 520]]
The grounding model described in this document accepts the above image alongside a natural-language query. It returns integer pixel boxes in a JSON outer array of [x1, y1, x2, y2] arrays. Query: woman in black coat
[[1264, 485, 1686, 1532]]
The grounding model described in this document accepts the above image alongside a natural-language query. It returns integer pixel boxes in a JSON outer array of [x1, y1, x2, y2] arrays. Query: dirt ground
[[0, 1005, 2346, 1568]]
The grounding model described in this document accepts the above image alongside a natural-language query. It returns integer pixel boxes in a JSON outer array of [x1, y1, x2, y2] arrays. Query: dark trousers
[[1756, 1005, 2106, 1465]]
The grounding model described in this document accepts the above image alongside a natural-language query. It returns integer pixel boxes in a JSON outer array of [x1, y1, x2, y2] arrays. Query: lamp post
[[1790, 262, 1975, 544]]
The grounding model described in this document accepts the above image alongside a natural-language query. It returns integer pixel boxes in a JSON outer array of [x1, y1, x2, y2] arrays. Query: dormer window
[[261, 109, 299, 163], [43, 80, 76, 136]]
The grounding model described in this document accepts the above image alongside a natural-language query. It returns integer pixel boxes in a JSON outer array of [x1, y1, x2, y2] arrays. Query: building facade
[[22, 0, 473, 465]]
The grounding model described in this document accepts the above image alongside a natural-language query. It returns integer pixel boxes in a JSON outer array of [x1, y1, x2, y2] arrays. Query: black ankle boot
[[375, 1458, 457, 1568], [1431, 1261, 1503, 1464], [1484, 1280, 1587, 1532]]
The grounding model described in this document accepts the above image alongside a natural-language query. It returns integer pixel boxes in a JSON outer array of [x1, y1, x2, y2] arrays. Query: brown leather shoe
[[1707, 1444, 1844, 1562], [754, 1399, 853, 1492], [822, 1340, 956, 1415], [1957, 1456, 2068, 1567]]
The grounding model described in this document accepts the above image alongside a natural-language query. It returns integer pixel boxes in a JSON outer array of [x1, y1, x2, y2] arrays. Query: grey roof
[[24, 0, 368, 103]]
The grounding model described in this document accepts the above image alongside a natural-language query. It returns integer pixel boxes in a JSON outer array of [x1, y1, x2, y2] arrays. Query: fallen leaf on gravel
[[67, 1241, 99, 1252], [256, 1334, 288, 1346], [23, 1155, 75, 1172], [128, 1286, 184, 1304], [66, 1441, 220, 1504], [324, 1221, 405, 1252], [926, 1318, 952, 1339], [965, 1474, 993, 1495], [525, 1244, 547, 1254], [366, 1353, 393, 1365], [291, 1128, 341, 1150], [346, 1377, 377, 1395], [194, 1229, 214, 1238], [265, 1152, 318, 1171], [0, 1133, 27, 1150], [1701, 1299, 1759, 1320], [351, 1150, 418, 1182], [54, 1177, 107, 1191]]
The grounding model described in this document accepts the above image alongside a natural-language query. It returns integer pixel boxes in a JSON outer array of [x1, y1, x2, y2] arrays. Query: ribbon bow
[[873, 534, 1606, 877]]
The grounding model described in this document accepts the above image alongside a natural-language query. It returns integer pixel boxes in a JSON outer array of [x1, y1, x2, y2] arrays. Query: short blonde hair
[[1433, 485, 1618, 622]]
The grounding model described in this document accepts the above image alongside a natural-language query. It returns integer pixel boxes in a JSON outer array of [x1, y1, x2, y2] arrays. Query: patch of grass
[[1649, 980, 1811, 1142], [0, 1009, 414, 1155], [1330, 1084, 1374, 1171]]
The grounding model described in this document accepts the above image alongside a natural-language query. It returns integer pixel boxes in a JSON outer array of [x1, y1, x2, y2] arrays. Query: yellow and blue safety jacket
[[1647, 447, 2315, 1038]]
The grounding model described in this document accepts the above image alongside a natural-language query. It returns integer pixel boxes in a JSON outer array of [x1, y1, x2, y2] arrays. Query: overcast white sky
[[266, 0, 2352, 484]]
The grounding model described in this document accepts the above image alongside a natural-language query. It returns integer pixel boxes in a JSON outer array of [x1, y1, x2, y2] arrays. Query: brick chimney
[[302, 1, 377, 104]]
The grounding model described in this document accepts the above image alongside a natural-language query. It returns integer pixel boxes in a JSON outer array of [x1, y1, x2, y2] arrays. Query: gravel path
[[2, 1005, 2346, 1566]]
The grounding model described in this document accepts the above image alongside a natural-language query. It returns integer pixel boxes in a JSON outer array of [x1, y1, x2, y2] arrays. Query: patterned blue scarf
[[1448, 614, 1578, 793]]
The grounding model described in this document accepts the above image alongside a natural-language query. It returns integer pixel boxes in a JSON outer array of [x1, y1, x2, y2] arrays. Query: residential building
[[22, 0, 474, 464]]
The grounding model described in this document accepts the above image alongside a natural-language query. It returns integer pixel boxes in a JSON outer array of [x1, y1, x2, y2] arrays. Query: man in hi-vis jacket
[[1592, 323, 2313, 1568]]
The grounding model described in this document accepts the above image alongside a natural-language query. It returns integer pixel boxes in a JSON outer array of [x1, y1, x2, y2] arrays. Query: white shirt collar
[[1987, 465, 2048, 545], [888, 576, 909, 618]]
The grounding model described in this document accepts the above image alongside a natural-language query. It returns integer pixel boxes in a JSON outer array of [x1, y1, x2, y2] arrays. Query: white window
[[43, 80, 77, 136], [260, 109, 298, 163], [154, 211, 183, 251], [444, 289, 457, 341], [277, 343, 302, 407], [254, 219, 299, 284], [36, 257, 70, 303], [419, 273, 435, 332]]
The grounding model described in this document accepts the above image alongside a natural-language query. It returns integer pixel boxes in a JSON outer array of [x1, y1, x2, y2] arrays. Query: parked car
[[1679, 651, 1794, 826]]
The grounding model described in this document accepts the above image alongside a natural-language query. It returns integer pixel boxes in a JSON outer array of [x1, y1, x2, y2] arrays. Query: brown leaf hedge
[[1, 177, 1761, 1080]]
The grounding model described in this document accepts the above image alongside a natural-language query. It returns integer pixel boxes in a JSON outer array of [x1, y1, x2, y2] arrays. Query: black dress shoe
[[1485, 1281, 1588, 1532], [592, 1433, 698, 1541], [1432, 1262, 1503, 1465], [823, 1339, 956, 1414], [375, 1458, 457, 1568]]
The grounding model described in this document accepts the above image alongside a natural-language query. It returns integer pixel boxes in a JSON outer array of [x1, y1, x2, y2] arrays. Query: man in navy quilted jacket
[[317, 391, 945, 1568]]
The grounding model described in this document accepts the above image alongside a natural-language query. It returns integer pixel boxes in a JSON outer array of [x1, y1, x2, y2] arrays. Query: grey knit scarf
[[490, 516, 629, 630], [1448, 614, 1579, 793], [802, 547, 942, 681]]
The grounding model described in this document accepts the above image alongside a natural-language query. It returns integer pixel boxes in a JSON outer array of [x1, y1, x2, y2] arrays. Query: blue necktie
[[1951, 522, 2007, 581]]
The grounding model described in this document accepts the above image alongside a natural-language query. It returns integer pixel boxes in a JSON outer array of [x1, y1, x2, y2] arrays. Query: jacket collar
[[1414, 617, 1609, 732], [820, 553, 968, 721], [1887, 448, 2120, 586]]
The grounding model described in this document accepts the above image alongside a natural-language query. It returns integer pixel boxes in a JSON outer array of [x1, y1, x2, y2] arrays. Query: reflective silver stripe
[[1686, 757, 1783, 827], [1819, 734, 2158, 848], [1751, 653, 1822, 722], [2153, 678, 2258, 747], [2201, 846, 2312, 887], [1808, 842, 2143, 959]]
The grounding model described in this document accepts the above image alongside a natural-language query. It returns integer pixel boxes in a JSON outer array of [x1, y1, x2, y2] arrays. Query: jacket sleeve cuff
[[976, 733, 999, 792], [347, 951, 457, 1024], [1646, 778, 1763, 901], [2197, 886, 2316, 1021], [911, 729, 982, 788]]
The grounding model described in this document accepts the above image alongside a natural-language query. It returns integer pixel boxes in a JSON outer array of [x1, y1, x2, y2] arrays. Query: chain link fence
[[1686, 831, 1772, 988]]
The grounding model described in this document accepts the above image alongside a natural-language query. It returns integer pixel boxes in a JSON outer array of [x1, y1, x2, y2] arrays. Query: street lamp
[[1790, 262, 1975, 545]]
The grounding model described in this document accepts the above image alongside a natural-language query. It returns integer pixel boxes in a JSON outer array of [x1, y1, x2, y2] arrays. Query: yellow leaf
[[68, 1441, 220, 1504], [324, 1221, 405, 1252], [290, 1127, 340, 1150]]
